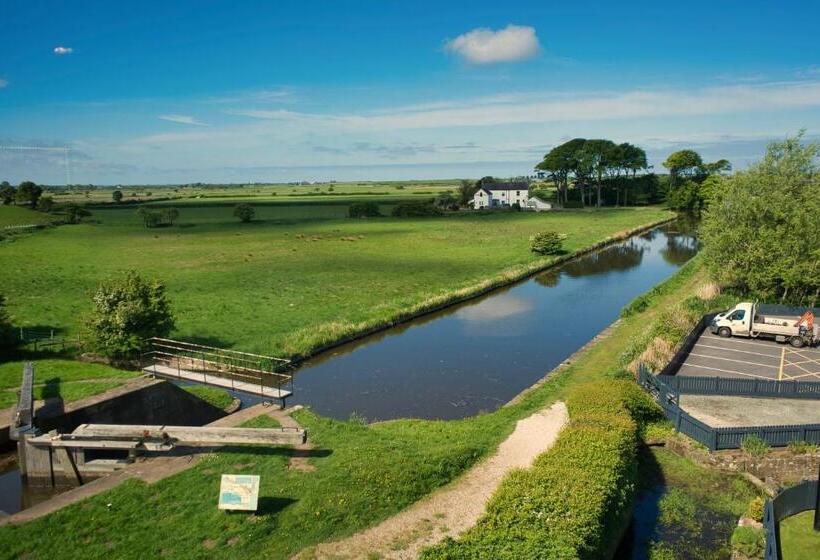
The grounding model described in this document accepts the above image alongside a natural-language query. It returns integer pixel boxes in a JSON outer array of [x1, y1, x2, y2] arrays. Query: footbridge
[[141, 338, 294, 407]]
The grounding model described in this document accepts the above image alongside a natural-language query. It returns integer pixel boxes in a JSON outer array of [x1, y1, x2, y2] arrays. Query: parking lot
[[677, 332, 820, 382]]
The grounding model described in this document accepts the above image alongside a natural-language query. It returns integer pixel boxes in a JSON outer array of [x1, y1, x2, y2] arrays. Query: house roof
[[479, 182, 529, 192]]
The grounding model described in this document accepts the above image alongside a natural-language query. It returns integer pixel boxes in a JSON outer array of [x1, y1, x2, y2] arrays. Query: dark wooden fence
[[662, 374, 820, 399], [638, 365, 820, 450], [764, 478, 819, 560], [658, 313, 716, 376]]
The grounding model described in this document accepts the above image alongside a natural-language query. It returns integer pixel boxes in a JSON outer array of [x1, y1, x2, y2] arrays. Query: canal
[[288, 220, 698, 421]]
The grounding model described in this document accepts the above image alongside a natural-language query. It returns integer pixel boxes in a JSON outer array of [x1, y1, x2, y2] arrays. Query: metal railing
[[140, 337, 293, 398], [661, 373, 820, 399], [638, 364, 820, 450], [764, 476, 819, 560]]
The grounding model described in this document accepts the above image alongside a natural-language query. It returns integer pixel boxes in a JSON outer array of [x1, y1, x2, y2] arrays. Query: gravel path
[[295, 401, 569, 560]]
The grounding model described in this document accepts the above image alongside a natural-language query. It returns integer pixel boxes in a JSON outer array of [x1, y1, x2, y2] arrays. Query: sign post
[[218, 474, 260, 512]]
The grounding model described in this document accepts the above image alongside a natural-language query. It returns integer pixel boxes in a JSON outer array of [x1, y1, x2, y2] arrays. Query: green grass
[[0, 359, 136, 409], [0, 204, 671, 357], [0, 245, 702, 560], [182, 385, 234, 410], [0, 206, 57, 228], [779, 511, 820, 560]]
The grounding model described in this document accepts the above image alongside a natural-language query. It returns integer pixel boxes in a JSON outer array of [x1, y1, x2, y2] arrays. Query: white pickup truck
[[709, 302, 817, 348]]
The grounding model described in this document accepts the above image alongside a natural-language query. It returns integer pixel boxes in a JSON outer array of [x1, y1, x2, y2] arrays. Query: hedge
[[421, 380, 657, 559]]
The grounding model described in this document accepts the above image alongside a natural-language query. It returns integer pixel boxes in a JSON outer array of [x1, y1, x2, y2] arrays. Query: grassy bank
[[0, 359, 136, 409], [0, 233, 705, 560], [0, 205, 671, 356], [780, 511, 820, 560]]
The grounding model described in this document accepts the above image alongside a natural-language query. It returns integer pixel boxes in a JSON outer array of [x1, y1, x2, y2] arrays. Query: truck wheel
[[718, 327, 732, 338], [789, 336, 805, 348]]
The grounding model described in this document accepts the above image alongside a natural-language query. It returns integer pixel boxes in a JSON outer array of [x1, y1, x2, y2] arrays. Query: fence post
[[711, 429, 718, 451]]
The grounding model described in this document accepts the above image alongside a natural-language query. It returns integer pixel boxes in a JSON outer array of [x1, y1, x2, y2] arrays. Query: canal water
[[288, 221, 698, 421]]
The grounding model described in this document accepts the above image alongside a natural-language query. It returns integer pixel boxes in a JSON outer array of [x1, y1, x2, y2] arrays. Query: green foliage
[[422, 380, 643, 559], [745, 496, 765, 522], [563, 199, 584, 208], [529, 230, 566, 255], [390, 201, 443, 217], [233, 203, 256, 223], [0, 182, 15, 205], [457, 179, 478, 206], [15, 180, 43, 207], [36, 196, 54, 213], [85, 270, 174, 359], [64, 204, 91, 224], [0, 293, 18, 351], [786, 440, 820, 454], [658, 488, 698, 528], [663, 150, 703, 184], [112, 190, 124, 203], [740, 435, 771, 457], [701, 134, 820, 305], [434, 192, 458, 210], [136, 206, 179, 228], [731, 526, 765, 559], [348, 201, 382, 218], [182, 385, 233, 410]]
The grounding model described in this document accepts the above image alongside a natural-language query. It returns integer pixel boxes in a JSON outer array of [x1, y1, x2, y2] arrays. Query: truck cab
[[711, 302, 754, 337]]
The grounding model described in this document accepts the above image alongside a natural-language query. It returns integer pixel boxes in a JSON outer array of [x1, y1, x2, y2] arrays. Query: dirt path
[[296, 401, 568, 560]]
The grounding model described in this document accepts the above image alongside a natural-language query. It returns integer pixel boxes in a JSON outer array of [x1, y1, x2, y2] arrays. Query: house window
[[516, 191, 520, 195]]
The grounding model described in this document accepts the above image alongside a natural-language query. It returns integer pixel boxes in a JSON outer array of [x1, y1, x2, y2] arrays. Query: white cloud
[[0, 78, 7, 89], [158, 114, 208, 126], [444, 25, 540, 64], [53, 46, 73, 55], [229, 80, 820, 131]]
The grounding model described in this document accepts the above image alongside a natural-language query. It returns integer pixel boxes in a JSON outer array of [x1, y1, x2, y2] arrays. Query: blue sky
[[1, 0, 819, 184]]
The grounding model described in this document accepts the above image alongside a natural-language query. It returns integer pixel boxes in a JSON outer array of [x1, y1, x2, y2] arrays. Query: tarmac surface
[[677, 332, 820, 382], [680, 394, 820, 427]]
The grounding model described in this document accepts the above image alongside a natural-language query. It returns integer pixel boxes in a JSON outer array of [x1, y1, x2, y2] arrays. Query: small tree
[[15, 181, 43, 207], [530, 231, 566, 255], [434, 192, 458, 210], [0, 294, 18, 352], [85, 271, 174, 359], [162, 207, 179, 226], [37, 196, 54, 213], [233, 203, 256, 222], [65, 205, 92, 224], [457, 179, 478, 206], [348, 202, 381, 218], [0, 182, 15, 205], [112, 190, 124, 203]]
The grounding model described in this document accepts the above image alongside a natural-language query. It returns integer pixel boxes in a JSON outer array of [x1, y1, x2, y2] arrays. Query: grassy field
[[0, 359, 136, 409], [780, 510, 820, 560], [0, 206, 59, 228], [0, 252, 707, 560], [0, 203, 671, 357], [181, 385, 234, 410]]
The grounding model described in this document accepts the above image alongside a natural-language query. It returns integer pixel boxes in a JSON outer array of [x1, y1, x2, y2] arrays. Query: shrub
[[741, 435, 771, 457], [233, 203, 255, 223], [786, 440, 819, 454], [391, 201, 443, 217], [731, 526, 765, 559], [348, 201, 381, 218], [85, 271, 174, 359], [745, 496, 765, 522], [112, 190, 123, 203], [64, 204, 91, 224], [422, 380, 643, 559], [36, 196, 54, 212], [529, 231, 566, 255]]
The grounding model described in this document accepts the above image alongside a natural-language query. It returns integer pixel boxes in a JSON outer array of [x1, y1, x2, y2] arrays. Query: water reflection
[[290, 222, 698, 421]]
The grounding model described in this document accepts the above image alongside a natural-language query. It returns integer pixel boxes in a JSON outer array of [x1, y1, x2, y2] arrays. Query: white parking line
[[702, 334, 820, 356], [688, 352, 780, 370], [679, 364, 774, 380], [693, 342, 782, 359]]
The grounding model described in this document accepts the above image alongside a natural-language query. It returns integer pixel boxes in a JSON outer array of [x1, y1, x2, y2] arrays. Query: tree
[[0, 182, 14, 205], [530, 231, 567, 255], [457, 179, 478, 206], [85, 271, 175, 359], [701, 159, 732, 176], [578, 139, 618, 207], [536, 139, 587, 206], [662, 150, 703, 187], [348, 201, 381, 218], [112, 190, 124, 203], [162, 207, 179, 226], [15, 181, 43, 207], [37, 196, 54, 213], [434, 192, 457, 210], [233, 203, 256, 222], [65, 205, 92, 224], [0, 294, 18, 351], [701, 134, 820, 306]]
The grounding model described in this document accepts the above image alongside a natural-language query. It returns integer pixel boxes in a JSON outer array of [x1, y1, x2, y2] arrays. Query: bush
[[348, 201, 381, 218], [112, 190, 123, 203], [64, 204, 91, 224], [786, 440, 819, 454], [745, 496, 765, 522], [529, 231, 566, 255], [233, 203, 255, 223], [85, 271, 174, 359], [36, 196, 54, 213], [391, 201, 443, 217], [731, 526, 765, 559], [741, 435, 771, 457], [422, 380, 643, 559]]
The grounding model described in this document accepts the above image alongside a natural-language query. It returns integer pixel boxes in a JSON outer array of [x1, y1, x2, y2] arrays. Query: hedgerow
[[421, 380, 658, 559]]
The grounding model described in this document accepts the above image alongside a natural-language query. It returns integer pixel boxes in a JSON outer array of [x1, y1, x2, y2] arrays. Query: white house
[[472, 182, 529, 209], [526, 196, 553, 212]]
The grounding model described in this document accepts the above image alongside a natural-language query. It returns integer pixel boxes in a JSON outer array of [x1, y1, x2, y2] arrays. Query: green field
[[780, 510, 820, 560], [0, 202, 671, 357], [0, 206, 59, 228]]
